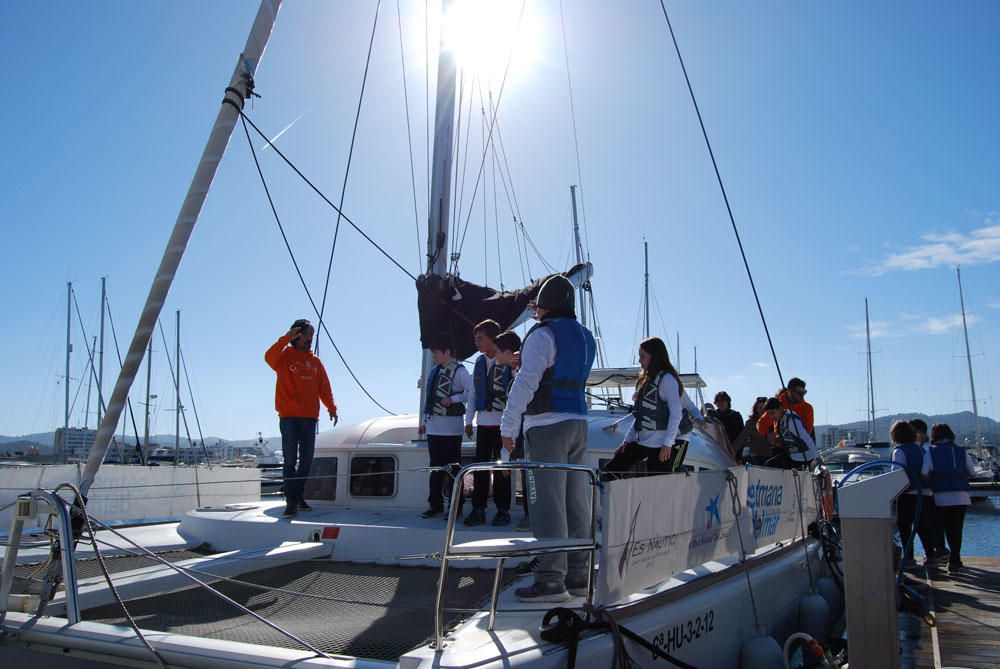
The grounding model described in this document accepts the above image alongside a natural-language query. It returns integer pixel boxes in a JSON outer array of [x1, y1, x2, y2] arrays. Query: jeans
[[280, 417, 317, 505], [471, 426, 511, 511], [427, 434, 462, 511], [600, 441, 670, 480], [524, 419, 591, 587]]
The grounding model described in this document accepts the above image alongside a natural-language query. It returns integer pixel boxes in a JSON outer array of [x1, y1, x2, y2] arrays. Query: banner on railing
[[745, 466, 817, 551], [596, 467, 752, 606]]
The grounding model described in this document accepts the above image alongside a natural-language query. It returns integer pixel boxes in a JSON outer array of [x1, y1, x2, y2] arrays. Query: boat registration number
[[652, 609, 715, 656]]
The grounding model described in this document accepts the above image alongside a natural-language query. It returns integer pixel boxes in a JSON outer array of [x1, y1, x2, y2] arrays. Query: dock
[[909, 557, 1000, 669]]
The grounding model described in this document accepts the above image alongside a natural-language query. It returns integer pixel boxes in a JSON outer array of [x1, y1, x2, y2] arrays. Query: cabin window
[[350, 456, 397, 497], [304, 457, 338, 501]]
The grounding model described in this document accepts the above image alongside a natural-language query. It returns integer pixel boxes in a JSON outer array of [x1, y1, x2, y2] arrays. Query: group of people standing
[[891, 418, 976, 574]]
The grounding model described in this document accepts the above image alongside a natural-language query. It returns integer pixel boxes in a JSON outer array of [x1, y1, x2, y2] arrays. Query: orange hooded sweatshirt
[[265, 335, 336, 419], [756, 390, 814, 437]]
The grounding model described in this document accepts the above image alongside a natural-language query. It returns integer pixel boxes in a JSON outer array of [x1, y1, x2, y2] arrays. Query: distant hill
[[816, 410, 999, 444]]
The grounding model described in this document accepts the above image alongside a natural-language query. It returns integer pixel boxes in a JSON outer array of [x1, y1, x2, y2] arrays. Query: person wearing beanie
[[500, 274, 596, 602], [265, 319, 338, 518]]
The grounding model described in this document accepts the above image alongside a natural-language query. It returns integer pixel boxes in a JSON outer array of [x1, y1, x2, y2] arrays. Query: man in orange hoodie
[[756, 377, 814, 443], [265, 319, 338, 517]]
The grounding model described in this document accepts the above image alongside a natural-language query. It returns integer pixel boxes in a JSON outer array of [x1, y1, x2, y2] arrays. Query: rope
[[726, 469, 763, 633], [239, 115, 396, 415], [791, 470, 816, 590], [316, 0, 382, 356], [395, 0, 424, 270], [657, 1, 785, 389]]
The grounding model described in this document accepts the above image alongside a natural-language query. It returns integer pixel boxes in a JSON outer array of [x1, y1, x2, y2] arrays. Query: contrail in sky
[[261, 108, 311, 150]]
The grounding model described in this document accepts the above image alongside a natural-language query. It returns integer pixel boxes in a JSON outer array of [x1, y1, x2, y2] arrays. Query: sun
[[442, 0, 540, 81]]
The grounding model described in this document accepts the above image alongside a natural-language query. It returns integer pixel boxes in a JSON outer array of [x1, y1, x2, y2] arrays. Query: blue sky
[[1, 1, 997, 441]]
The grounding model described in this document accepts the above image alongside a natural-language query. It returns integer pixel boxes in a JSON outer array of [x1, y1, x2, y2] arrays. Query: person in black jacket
[[708, 391, 744, 447]]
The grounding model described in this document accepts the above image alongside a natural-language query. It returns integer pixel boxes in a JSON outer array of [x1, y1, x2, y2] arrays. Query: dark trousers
[[601, 442, 670, 480], [279, 417, 317, 504], [427, 434, 462, 511], [471, 426, 510, 511], [896, 493, 937, 560], [936, 505, 967, 565]]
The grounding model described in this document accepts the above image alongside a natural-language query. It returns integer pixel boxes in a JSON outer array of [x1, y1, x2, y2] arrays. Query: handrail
[[433, 460, 601, 650]]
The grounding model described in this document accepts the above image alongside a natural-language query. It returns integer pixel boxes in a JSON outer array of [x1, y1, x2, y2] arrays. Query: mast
[[63, 281, 72, 463], [694, 345, 703, 407], [143, 338, 152, 456], [865, 298, 875, 442], [643, 239, 649, 338], [419, 0, 460, 415], [957, 266, 982, 448], [98, 277, 106, 426], [85, 336, 97, 429], [570, 185, 587, 327], [80, 0, 283, 495], [676, 331, 680, 370], [175, 309, 181, 465]]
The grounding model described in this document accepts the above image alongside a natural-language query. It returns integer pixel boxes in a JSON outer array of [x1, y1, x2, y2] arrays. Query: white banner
[[597, 467, 752, 606], [0, 465, 261, 529], [745, 466, 815, 551]]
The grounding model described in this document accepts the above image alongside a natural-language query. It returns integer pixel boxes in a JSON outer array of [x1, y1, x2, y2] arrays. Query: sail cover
[[416, 264, 589, 361]]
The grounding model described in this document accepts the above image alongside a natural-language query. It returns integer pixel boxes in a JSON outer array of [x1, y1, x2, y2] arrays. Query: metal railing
[[432, 460, 601, 650]]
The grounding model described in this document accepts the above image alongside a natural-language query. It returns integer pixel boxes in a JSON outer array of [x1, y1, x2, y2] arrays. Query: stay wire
[[155, 319, 209, 464], [104, 298, 144, 461], [657, 1, 785, 389], [240, 115, 396, 415], [396, 0, 424, 270], [558, 0, 592, 261], [316, 0, 382, 356], [179, 347, 208, 462]]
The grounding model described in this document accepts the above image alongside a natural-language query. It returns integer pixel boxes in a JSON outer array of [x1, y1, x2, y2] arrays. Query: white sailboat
[[1, 3, 844, 667]]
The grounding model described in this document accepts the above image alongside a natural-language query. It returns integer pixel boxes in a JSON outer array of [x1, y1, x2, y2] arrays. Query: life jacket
[[473, 356, 511, 412], [892, 441, 924, 492], [424, 361, 466, 417], [524, 317, 596, 416], [631, 371, 678, 432], [929, 441, 970, 493]]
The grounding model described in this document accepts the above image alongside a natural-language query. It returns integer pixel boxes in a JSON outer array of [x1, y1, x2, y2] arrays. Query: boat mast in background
[[643, 239, 649, 339], [78, 0, 284, 495], [957, 266, 982, 448], [98, 277, 106, 426], [571, 184, 587, 328], [175, 310, 181, 466], [418, 0, 459, 416], [865, 298, 876, 442], [62, 281, 71, 463]]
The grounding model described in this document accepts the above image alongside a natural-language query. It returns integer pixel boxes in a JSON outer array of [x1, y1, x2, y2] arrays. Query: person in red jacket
[[755, 377, 814, 441], [265, 319, 338, 517]]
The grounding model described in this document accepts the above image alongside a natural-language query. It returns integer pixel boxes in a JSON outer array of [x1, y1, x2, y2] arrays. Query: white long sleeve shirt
[[421, 364, 472, 436], [500, 326, 584, 438], [623, 373, 684, 448]]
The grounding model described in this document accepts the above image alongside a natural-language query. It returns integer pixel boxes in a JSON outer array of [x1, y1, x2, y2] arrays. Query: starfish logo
[[618, 503, 642, 578], [705, 494, 721, 529]]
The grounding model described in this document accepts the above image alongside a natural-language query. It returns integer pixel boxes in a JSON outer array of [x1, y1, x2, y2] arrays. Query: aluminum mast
[[80, 0, 284, 495], [957, 266, 982, 448]]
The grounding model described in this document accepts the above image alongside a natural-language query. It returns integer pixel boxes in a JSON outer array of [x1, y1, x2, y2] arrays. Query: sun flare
[[442, 0, 540, 80]]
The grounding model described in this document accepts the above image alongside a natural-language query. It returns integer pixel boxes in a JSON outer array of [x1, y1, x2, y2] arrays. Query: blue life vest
[[892, 442, 924, 492], [632, 371, 675, 432], [524, 317, 596, 416], [424, 362, 466, 417], [929, 441, 970, 493], [473, 356, 511, 412]]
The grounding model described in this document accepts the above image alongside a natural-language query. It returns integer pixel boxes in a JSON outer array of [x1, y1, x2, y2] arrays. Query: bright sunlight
[[442, 0, 540, 81]]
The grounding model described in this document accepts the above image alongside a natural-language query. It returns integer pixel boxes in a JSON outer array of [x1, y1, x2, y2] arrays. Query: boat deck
[[908, 557, 1000, 668], [82, 560, 516, 662]]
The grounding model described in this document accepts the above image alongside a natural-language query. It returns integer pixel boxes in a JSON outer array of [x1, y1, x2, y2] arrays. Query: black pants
[[427, 434, 462, 511], [896, 493, 936, 560], [471, 426, 511, 511], [601, 442, 671, 480], [279, 417, 317, 504], [936, 504, 967, 565]]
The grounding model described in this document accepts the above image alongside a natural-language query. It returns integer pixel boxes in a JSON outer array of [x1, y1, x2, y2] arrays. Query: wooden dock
[[909, 557, 1000, 669]]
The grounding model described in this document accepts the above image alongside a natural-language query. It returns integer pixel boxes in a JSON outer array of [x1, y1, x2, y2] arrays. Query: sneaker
[[565, 576, 589, 597], [463, 509, 486, 526], [514, 581, 569, 603], [298, 500, 312, 511], [516, 514, 531, 532], [282, 503, 297, 518], [947, 561, 965, 574], [492, 510, 511, 527], [421, 507, 444, 518], [514, 557, 539, 577]]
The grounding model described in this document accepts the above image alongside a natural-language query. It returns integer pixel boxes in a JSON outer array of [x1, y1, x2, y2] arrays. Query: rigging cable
[[316, 0, 382, 357], [155, 319, 209, 464], [658, 0, 785, 388], [104, 297, 145, 462], [179, 347, 208, 462], [240, 115, 397, 415], [558, 0, 593, 261], [396, 0, 425, 270]]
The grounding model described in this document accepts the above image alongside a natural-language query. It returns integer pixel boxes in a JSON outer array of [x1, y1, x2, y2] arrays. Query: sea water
[[907, 500, 1000, 558]]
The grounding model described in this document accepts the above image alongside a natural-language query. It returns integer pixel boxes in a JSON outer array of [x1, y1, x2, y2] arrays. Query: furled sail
[[416, 263, 592, 361]]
